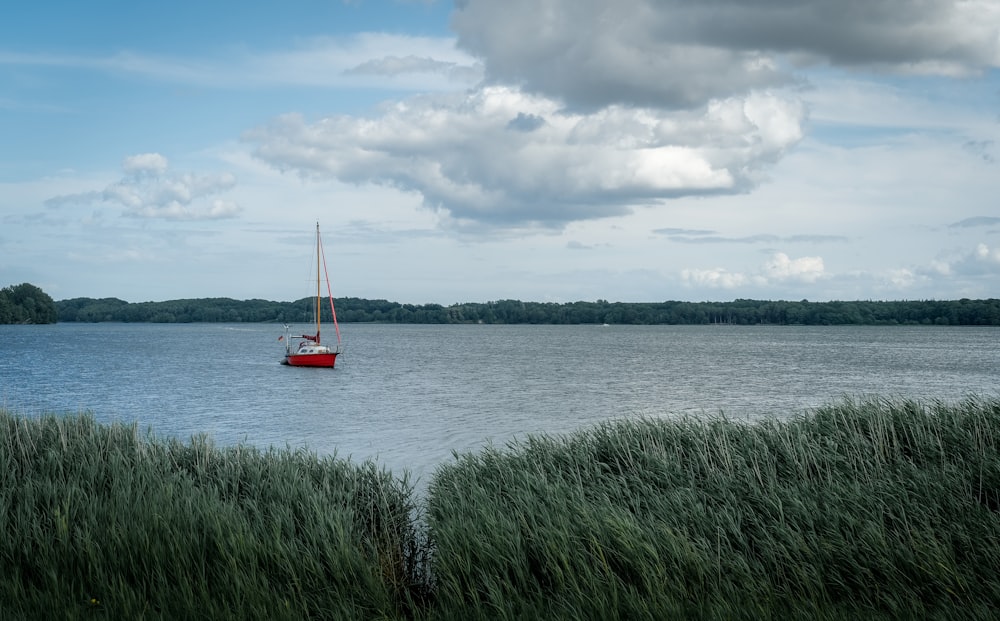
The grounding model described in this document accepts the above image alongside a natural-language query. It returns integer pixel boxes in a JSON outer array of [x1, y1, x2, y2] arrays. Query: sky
[[1, 0, 999, 305]]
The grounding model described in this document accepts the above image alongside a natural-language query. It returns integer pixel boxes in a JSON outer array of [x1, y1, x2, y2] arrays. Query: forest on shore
[[0, 283, 57, 324], [3, 282, 999, 325], [54, 294, 1000, 326]]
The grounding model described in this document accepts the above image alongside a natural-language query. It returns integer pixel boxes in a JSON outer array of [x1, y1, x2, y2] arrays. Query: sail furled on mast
[[315, 222, 322, 343]]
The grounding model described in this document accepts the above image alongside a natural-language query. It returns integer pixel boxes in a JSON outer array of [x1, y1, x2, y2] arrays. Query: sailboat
[[280, 223, 342, 367]]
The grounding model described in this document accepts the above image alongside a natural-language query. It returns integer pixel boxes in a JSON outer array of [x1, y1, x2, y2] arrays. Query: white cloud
[[763, 252, 825, 283], [44, 154, 240, 221], [246, 87, 805, 229], [0, 34, 482, 91], [122, 153, 168, 175], [244, 0, 995, 236], [680, 267, 750, 289], [885, 268, 918, 289], [975, 243, 1000, 262], [125, 198, 241, 221], [871, 242, 1000, 296], [681, 252, 825, 290], [952, 243, 1000, 275], [247, 33, 481, 89]]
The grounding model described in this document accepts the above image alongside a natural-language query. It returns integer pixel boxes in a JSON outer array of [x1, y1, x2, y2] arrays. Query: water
[[1, 323, 997, 484]]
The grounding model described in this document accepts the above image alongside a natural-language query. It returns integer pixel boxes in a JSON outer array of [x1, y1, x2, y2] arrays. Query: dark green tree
[[0, 283, 58, 324]]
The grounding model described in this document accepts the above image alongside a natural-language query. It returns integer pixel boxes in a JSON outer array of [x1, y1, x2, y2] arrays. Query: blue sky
[[2, 0, 998, 304]]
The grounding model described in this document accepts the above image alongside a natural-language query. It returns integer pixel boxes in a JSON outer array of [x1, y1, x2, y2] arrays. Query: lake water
[[1, 323, 997, 485]]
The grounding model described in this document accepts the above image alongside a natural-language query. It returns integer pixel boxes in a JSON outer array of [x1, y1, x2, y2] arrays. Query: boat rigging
[[280, 223, 342, 368]]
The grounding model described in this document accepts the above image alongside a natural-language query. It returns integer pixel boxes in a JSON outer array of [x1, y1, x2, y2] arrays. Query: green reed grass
[[0, 410, 423, 620], [426, 396, 1000, 620], [4, 397, 999, 620]]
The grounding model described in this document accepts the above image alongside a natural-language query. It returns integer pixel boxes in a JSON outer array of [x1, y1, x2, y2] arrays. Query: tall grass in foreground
[[427, 397, 1000, 620], [4, 398, 999, 619], [0, 411, 424, 620]]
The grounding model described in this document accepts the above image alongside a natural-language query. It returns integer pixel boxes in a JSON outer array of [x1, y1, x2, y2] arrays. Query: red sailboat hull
[[283, 352, 338, 368]]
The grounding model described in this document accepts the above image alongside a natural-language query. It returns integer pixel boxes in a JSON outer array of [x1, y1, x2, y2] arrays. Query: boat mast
[[315, 222, 321, 343], [318, 227, 342, 350]]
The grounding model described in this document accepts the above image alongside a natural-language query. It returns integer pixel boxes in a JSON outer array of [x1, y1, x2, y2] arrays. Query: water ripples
[[2, 323, 997, 482]]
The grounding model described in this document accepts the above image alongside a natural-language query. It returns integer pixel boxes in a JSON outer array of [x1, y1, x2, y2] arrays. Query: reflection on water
[[1, 323, 997, 483]]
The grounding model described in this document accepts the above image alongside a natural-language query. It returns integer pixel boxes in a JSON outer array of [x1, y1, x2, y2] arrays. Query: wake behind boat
[[280, 223, 342, 368]]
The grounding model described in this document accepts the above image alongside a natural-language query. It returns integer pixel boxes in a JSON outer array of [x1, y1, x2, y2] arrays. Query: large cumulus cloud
[[248, 86, 803, 227], [453, 0, 1000, 109], [246, 0, 998, 230]]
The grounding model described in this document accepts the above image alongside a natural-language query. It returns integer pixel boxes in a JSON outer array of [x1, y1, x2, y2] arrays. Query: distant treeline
[[0, 283, 57, 324], [54, 295, 1000, 326]]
